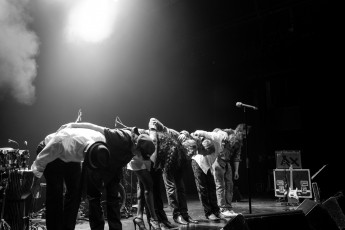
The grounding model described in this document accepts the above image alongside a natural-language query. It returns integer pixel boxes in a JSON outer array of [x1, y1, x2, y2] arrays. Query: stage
[[3, 187, 345, 230], [72, 195, 302, 230], [71, 194, 345, 230]]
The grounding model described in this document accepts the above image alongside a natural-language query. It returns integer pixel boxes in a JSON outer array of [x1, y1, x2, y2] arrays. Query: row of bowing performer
[[29, 115, 247, 230]]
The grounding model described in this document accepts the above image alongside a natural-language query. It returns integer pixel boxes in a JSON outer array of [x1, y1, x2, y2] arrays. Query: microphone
[[236, 102, 258, 110]]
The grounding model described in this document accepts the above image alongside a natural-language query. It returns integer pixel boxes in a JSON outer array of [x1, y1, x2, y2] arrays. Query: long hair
[[156, 132, 187, 173], [227, 125, 246, 152]]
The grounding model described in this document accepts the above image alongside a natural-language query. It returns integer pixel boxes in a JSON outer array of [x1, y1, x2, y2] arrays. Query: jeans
[[43, 159, 82, 230], [191, 159, 219, 217], [86, 170, 122, 230], [162, 168, 188, 218], [212, 157, 233, 209]]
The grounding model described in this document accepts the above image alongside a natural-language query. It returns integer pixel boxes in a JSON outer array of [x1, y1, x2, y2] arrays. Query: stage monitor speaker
[[221, 210, 311, 230], [322, 195, 345, 229], [296, 198, 339, 230]]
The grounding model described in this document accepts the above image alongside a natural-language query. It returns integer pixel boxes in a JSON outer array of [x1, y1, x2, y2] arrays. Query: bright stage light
[[65, 0, 117, 43]]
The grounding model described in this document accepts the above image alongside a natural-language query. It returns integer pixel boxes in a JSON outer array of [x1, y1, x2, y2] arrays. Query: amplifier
[[273, 169, 312, 198]]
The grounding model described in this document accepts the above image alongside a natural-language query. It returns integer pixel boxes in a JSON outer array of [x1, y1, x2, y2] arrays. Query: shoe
[[206, 214, 220, 221], [215, 212, 226, 219], [133, 217, 148, 230], [183, 215, 198, 224], [173, 215, 188, 225], [161, 220, 175, 228], [149, 219, 161, 230], [159, 223, 170, 230], [221, 209, 238, 218]]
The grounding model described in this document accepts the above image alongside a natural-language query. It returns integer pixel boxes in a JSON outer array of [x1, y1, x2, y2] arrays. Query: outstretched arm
[[31, 137, 64, 178], [149, 117, 181, 139], [193, 130, 224, 144], [60, 122, 106, 135]]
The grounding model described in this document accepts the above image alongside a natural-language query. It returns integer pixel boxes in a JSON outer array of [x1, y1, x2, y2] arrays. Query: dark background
[[0, 0, 340, 200]]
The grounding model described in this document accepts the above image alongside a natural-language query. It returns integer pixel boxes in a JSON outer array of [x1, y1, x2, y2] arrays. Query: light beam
[[65, 0, 117, 43]]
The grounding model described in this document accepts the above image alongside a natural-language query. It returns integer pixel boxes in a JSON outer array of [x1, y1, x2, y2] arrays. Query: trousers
[[162, 168, 188, 218], [212, 157, 233, 209], [148, 168, 170, 222], [86, 169, 122, 230], [191, 159, 219, 216], [44, 159, 82, 230]]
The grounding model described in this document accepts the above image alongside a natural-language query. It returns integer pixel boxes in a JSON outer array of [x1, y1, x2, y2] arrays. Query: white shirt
[[192, 153, 215, 174], [193, 130, 227, 173], [31, 128, 105, 178]]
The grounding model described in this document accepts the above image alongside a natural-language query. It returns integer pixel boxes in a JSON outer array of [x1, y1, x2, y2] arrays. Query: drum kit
[[0, 147, 38, 230]]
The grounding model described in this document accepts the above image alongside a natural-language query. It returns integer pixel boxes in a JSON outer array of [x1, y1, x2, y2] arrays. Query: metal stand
[[0, 176, 11, 230], [240, 107, 252, 214], [121, 168, 135, 218], [29, 183, 46, 230]]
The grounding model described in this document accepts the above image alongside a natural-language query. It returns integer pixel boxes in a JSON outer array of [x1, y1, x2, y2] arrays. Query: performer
[[179, 132, 224, 220], [62, 122, 155, 230], [148, 118, 198, 227], [192, 128, 233, 217], [32, 128, 107, 230], [115, 118, 175, 230], [193, 125, 246, 218], [127, 130, 161, 230], [219, 124, 246, 214]]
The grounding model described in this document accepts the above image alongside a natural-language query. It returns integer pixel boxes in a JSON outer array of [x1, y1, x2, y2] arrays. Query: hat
[[201, 139, 215, 155], [136, 134, 155, 159], [84, 141, 110, 170]]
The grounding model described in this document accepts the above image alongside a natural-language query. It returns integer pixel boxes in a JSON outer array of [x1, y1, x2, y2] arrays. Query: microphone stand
[[8, 139, 20, 149], [242, 107, 252, 214]]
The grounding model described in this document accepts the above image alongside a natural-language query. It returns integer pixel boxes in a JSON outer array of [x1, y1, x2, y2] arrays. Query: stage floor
[[69, 194, 297, 230]]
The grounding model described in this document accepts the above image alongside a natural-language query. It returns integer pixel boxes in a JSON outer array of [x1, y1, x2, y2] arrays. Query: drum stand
[[29, 217, 46, 230], [28, 183, 46, 230], [121, 168, 135, 218], [0, 177, 11, 230]]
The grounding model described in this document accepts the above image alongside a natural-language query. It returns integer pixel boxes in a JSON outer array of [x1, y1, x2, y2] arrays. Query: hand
[[178, 134, 187, 143], [234, 172, 239, 180], [149, 118, 165, 132], [193, 130, 202, 137], [180, 130, 190, 135]]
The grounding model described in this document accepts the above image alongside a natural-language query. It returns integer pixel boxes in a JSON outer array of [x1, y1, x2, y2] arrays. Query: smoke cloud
[[0, 0, 40, 105]]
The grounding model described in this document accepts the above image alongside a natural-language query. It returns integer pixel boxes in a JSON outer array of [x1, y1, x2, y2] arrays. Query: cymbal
[[0, 147, 15, 151]]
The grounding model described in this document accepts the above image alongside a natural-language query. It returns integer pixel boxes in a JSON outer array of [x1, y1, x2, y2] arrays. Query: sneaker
[[215, 212, 226, 219], [221, 209, 238, 218], [206, 213, 220, 221]]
